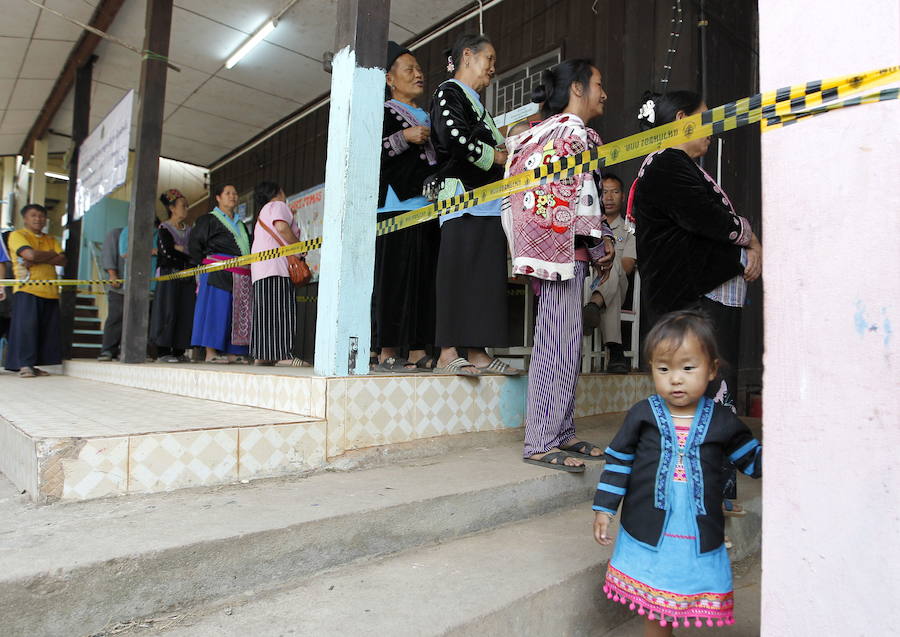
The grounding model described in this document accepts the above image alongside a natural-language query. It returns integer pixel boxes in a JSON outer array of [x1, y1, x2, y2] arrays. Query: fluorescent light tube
[[226, 20, 276, 69], [45, 171, 70, 181]]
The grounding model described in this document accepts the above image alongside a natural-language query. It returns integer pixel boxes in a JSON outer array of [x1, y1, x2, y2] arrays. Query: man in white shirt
[[583, 173, 637, 373]]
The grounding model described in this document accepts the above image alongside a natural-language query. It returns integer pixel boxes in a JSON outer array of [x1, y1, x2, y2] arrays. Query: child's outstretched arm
[[592, 405, 643, 544], [724, 416, 762, 479]]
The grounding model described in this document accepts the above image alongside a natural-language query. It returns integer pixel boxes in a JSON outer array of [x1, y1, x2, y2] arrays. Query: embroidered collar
[[444, 79, 503, 145], [385, 100, 437, 165], [211, 207, 250, 256]]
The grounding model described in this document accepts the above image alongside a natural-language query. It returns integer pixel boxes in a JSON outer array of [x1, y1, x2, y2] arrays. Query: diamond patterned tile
[[415, 377, 480, 438], [238, 422, 326, 479], [128, 429, 238, 492], [325, 379, 347, 458], [344, 377, 416, 449], [59, 437, 129, 501]]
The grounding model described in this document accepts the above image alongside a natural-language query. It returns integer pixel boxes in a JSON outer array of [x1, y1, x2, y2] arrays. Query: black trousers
[[102, 292, 124, 355], [4, 292, 62, 371]]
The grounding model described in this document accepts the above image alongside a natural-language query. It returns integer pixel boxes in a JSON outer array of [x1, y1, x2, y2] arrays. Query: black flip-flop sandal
[[559, 440, 605, 460], [413, 354, 438, 370], [522, 451, 585, 472], [374, 356, 419, 373]]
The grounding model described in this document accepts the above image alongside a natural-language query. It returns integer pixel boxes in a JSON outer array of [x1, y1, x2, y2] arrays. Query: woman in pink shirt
[[250, 182, 302, 365]]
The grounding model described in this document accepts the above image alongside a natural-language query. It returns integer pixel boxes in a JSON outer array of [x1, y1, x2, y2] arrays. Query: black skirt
[[372, 212, 439, 349], [251, 275, 296, 361], [150, 277, 196, 350], [434, 215, 509, 348]]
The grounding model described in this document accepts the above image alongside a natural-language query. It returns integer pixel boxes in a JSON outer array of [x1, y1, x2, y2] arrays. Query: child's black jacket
[[593, 396, 762, 554]]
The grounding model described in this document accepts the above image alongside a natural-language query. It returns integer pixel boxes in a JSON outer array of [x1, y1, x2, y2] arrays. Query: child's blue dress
[[603, 407, 736, 627]]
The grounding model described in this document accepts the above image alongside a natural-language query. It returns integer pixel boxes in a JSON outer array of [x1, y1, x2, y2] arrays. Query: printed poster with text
[[287, 184, 324, 283], [75, 90, 134, 220]]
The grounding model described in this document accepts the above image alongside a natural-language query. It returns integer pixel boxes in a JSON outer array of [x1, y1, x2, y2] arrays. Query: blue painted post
[[314, 0, 390, 376]]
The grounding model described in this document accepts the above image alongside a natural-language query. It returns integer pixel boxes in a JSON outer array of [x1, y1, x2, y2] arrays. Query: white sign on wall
[[287, 184, 324, 283], [74, 90, 134, 220]]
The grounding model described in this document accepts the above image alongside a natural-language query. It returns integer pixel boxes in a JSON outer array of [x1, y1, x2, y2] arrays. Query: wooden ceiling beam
[[19, 0, 126, 159]]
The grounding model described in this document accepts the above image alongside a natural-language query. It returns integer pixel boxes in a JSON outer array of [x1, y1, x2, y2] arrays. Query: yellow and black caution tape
[[0, 278, 124, 287], [2, 66, 895, 292]]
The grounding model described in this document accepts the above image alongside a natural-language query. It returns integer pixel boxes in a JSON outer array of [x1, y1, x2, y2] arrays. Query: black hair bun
[[531, 84, 548, 103]]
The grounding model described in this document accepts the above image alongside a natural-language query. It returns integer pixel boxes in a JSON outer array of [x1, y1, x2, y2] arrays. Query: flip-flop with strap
[[32, 367, 51, 376], [434, 357, 480, 377], [18, 367, 37, 378], [522, 451, 585, 473], [413, 355, 438, 370], [559, 440, 605, 460], [374, 356, 419, 373], [478, 358, 525, 376]]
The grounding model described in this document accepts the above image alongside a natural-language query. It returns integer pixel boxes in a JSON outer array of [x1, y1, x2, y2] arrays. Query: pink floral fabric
[[502, 113, 610, 281]]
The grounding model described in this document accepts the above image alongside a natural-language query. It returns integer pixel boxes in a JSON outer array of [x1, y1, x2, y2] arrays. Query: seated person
[[583, 173, 636, 373]]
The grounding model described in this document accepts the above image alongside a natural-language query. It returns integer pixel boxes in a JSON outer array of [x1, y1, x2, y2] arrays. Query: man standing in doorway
[[582, 173, 637, 373], [98, 227, 125, 361], [4, 204, 66, 377]]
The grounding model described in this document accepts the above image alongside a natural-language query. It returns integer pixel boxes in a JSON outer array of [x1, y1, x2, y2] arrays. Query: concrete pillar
[[759, 2, 899, 635], [314, 0, 390, 376], [1, 156, 14, 227], [29, 138, 48, 207]]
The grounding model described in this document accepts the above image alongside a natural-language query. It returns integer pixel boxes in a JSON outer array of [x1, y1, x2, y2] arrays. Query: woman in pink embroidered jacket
[[503, 59, 616, 472]]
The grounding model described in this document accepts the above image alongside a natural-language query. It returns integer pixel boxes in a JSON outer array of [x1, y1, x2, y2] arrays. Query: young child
[[593, 310, 762, 634]]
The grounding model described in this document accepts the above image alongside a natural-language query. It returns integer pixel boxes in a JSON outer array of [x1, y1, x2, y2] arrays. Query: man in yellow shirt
[[4, 204, 66, 377]]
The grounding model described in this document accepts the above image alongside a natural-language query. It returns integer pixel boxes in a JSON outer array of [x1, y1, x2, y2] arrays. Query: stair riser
[[1, 468, 605, 637], [445, 564, 633, 637]]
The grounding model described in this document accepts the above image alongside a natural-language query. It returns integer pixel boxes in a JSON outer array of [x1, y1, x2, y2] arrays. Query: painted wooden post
[[60, 56, 95, 359], [29, 138, 48, 207], [1, 157, 14, 226], [120, 0, 173, 363], [314, 0, 390, 376]]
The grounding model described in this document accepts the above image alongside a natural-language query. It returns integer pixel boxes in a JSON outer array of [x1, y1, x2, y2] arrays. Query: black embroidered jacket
[[379, 102, 437, 207], [633, 148, 749, 316], [188, 214, 245, 292], [428, 79, 504, 193], [593, 396, 762, 554]]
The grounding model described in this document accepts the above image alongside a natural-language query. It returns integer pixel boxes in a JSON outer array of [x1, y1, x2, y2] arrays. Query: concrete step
[[126, 504, 632, 637], [1, 417, 762, 637], [1, 425, 613, 637], [96, 508, 761, 637]]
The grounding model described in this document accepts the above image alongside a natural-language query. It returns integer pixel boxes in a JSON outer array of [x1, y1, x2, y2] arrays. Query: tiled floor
[[0, 372, 327, 502], [0, 374, 317, 437]]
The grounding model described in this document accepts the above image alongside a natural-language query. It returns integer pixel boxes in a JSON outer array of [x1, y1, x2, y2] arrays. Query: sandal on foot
[[32, 367, 50, 376], [413, 355, 438, 370], [723, 500, 746, 517], [559, 440, 605, 460], [477, 358, 525, 376], [522, 451, 585, 473], [18, 367, 37, 378], [205, 355, 231, 364], [434, 357, 480, 377], [374, 356, 418, 373]]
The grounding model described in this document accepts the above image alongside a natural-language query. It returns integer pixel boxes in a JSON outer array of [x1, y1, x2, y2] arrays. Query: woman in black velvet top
[[189, 184, 252, 363], [371, 42, 439, 372], [630, 90, 762, 409], [150, 189, 195, 362], [427, 33, 522, 377]]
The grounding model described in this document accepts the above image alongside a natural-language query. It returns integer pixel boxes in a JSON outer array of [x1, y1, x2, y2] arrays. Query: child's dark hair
[[644, 309, 720, 364], [531, 59, 596, 118], [253, 181, 281, 209], [637, 90, 704, 132]]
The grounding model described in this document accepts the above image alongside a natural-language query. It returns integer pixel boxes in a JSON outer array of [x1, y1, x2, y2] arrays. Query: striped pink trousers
[[523, 261, 587, 457]]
